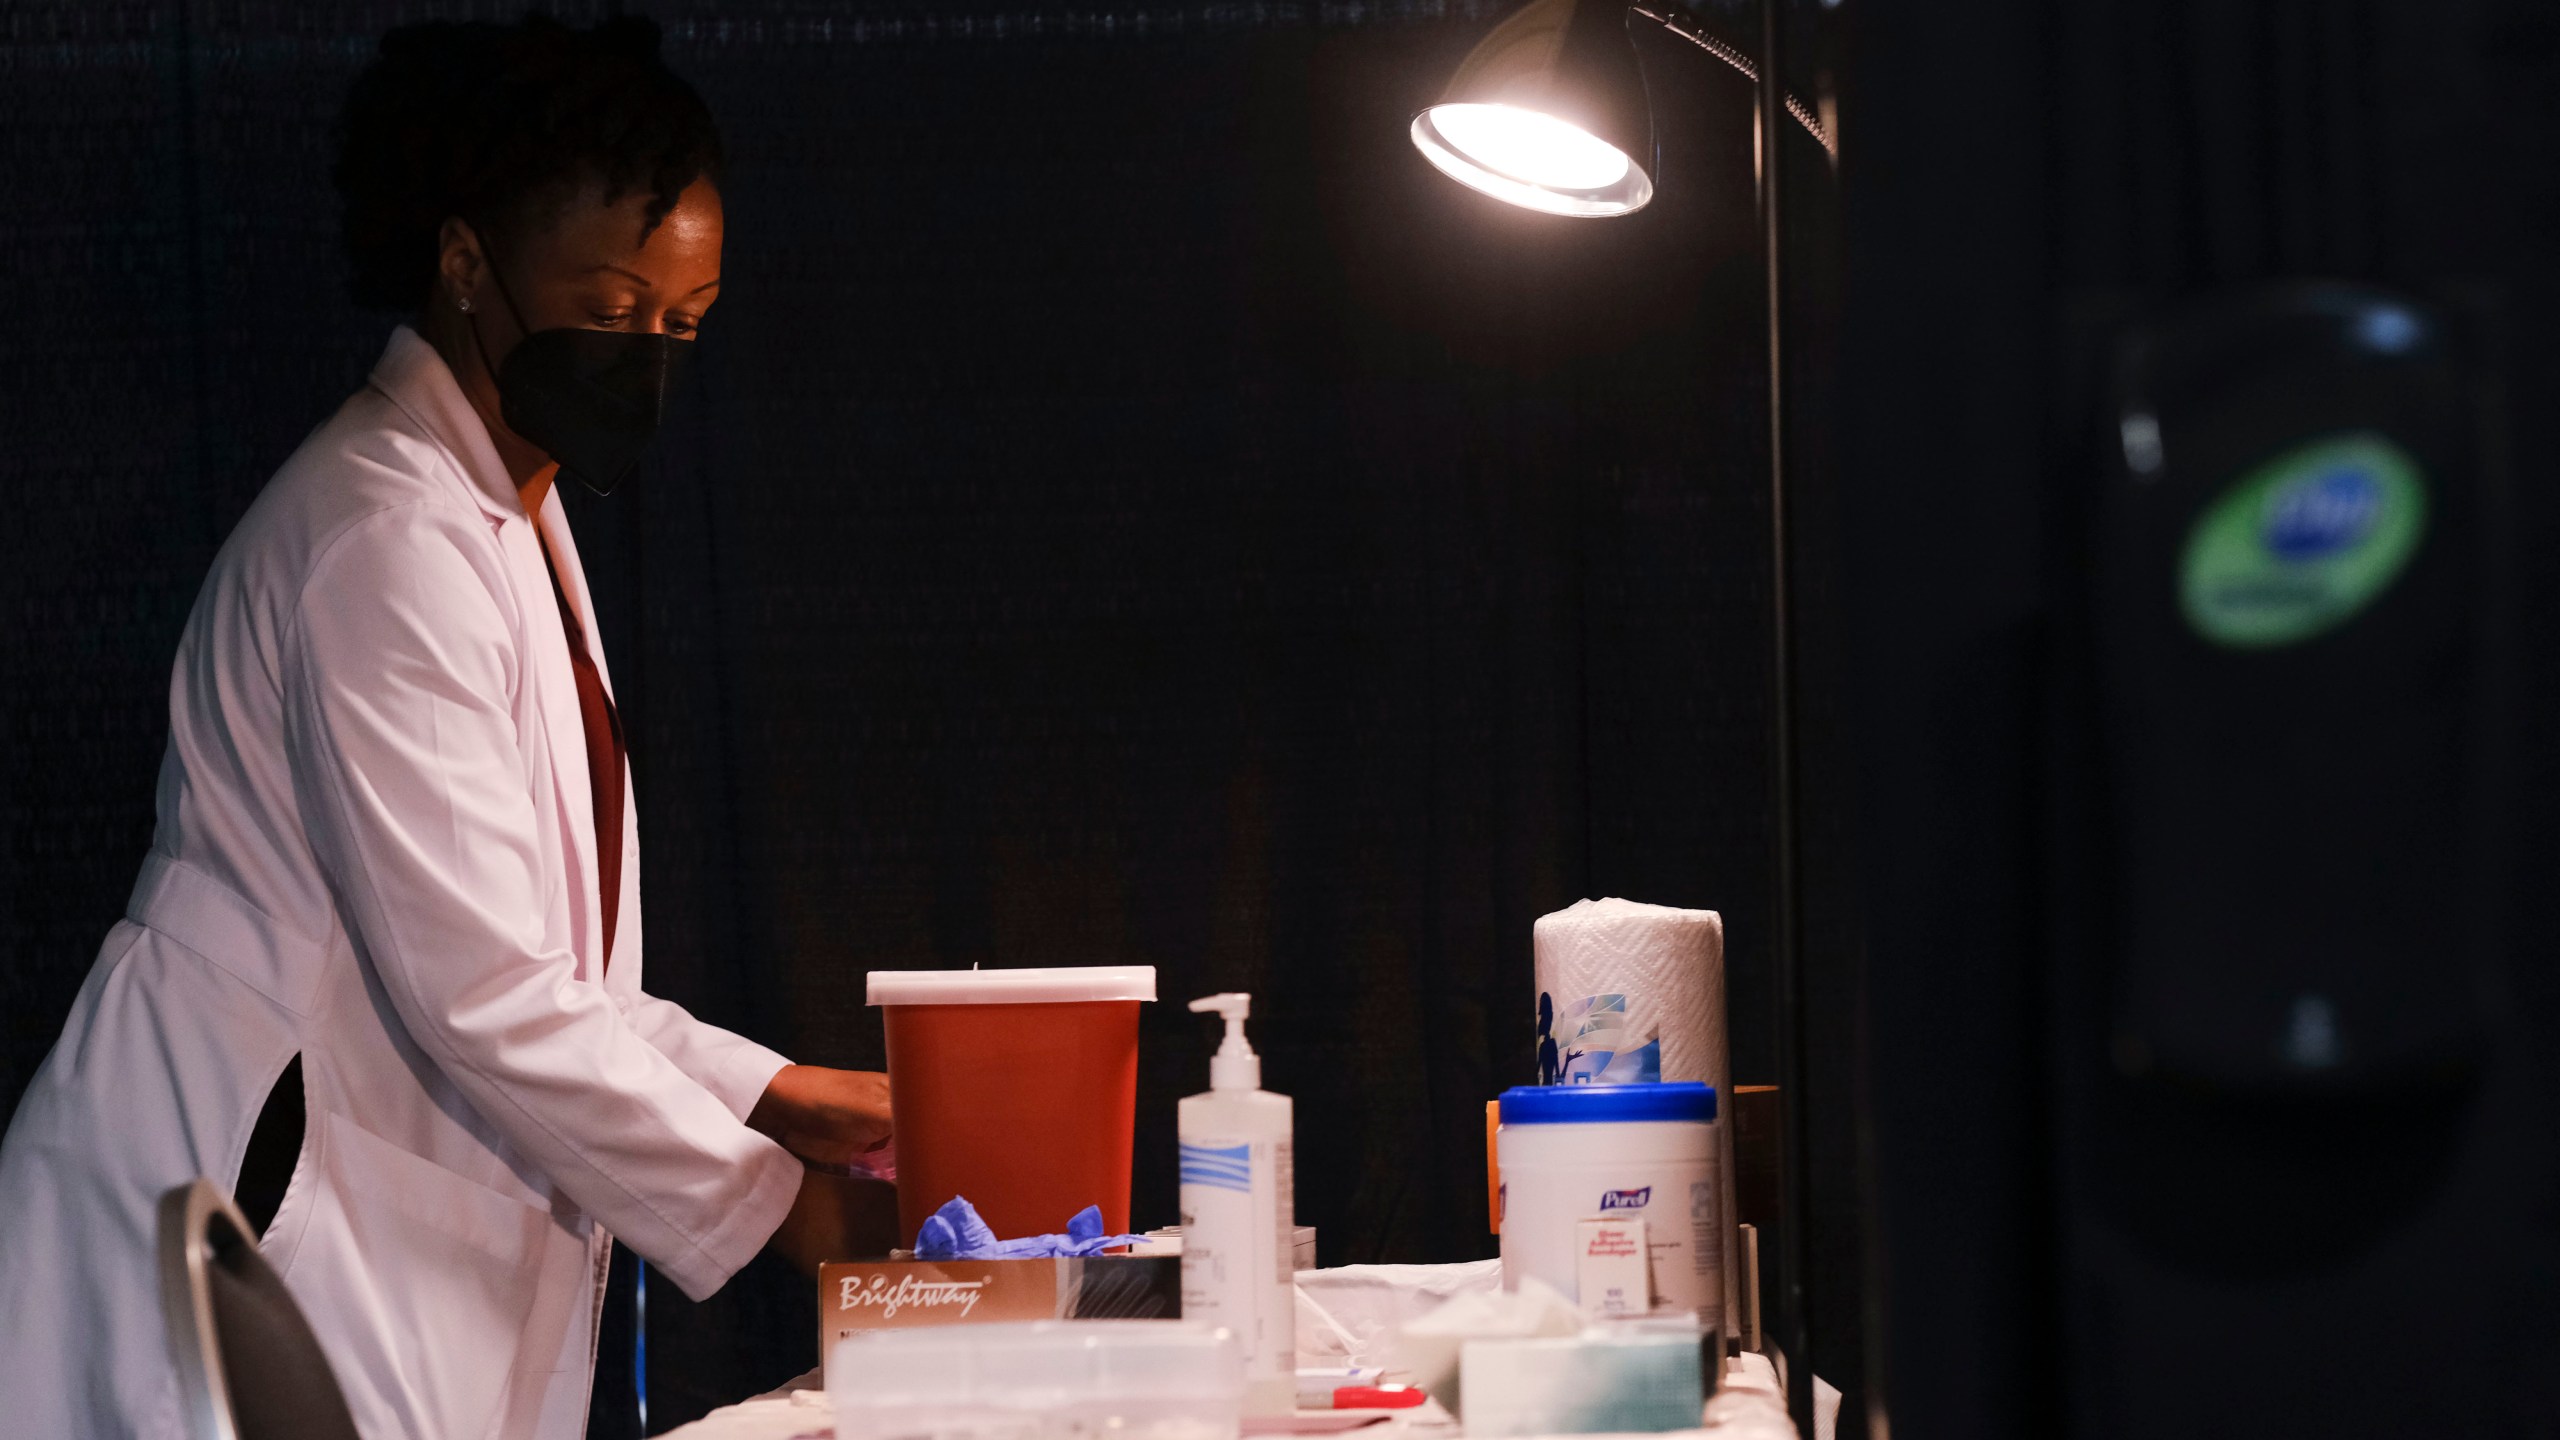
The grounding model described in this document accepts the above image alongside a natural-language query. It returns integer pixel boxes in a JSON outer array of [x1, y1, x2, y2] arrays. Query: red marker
[[1303, 1385, 1426, 1411]]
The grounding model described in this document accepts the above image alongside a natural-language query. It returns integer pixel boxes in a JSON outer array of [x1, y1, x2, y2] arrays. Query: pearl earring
[[458, 296, 473, 313]]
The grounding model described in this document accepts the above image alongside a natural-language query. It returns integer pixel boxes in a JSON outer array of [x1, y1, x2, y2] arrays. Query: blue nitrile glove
[[1044, 1205, 1148, 1257], [913, 1196, 1144, 1259], [914, 1195, 1003, 1258]]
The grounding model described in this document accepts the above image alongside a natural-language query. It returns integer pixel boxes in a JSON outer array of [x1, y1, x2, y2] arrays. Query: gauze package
[[1396, 1276, 1584, 1418], [1295, 1259, 1504, 1371]]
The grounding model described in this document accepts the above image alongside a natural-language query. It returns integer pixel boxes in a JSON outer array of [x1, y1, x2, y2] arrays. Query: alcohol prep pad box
[[1496, 1082, 1719, 1344]]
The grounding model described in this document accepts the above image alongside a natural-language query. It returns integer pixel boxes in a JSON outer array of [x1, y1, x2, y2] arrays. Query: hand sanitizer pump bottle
[[1179, 993, 1295, 1416]]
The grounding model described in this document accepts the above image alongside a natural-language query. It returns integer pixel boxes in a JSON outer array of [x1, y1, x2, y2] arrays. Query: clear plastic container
[[868, 966, 1155, 1243], [827, 1320, 1243, 1440]]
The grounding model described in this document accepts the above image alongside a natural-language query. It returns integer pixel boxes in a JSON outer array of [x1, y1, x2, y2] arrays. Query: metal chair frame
[[157, 1178, 262, 1440]]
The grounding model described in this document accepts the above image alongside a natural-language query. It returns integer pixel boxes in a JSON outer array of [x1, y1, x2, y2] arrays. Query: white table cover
[[656, 1261, 1832, 1440], [655, 1350, 1812, 1440]]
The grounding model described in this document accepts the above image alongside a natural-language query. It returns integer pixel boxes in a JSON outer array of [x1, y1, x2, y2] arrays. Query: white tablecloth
[[657, 1261, 1829, 1440], [655, 1350, 1807, 1440]]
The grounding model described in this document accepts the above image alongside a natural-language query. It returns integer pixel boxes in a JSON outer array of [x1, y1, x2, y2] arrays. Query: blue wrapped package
[[914, 1195, 1145, 1260]]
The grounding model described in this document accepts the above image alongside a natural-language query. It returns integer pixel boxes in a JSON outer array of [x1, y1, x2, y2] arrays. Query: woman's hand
[[747, 1065, 892, 1167], [767, 1166, 901, 1274]]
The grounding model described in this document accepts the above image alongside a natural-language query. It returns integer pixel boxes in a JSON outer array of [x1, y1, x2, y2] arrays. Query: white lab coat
[[0, 326, 806, 1440]]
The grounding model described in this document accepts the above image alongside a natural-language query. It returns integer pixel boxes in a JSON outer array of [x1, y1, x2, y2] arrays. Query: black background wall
[[0, 3, 1873, 1433], [1840, 0, 2560, 1436]]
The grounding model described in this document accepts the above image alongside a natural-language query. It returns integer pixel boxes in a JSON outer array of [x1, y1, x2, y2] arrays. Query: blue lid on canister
[[1499, 1081, 1716, 1125]]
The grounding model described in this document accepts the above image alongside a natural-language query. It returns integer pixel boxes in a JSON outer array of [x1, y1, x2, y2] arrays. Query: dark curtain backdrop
[[0, 2, 1866, 1433], [1840, 0, 2560, 1434]]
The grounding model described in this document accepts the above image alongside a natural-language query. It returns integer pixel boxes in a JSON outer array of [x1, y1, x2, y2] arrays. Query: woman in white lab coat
[[0, 17, 889, 1439]]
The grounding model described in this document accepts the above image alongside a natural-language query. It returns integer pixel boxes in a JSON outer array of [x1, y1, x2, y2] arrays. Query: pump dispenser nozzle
[[1189, 993, 1260, 1091]]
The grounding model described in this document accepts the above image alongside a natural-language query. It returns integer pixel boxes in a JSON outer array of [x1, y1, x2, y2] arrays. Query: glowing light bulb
[[1410, 103, 1652, 218], [1427, 104, 1631, 189]]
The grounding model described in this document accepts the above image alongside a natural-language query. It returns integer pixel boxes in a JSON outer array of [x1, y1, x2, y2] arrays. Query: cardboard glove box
[[819, 1256, 1183, 1364]]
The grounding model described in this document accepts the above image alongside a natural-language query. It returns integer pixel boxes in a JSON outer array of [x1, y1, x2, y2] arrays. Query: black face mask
[[467, 245, 694, 497]]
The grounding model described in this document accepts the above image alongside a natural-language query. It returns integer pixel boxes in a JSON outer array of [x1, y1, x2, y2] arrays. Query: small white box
[[1574, 1217, 1651, 1317]]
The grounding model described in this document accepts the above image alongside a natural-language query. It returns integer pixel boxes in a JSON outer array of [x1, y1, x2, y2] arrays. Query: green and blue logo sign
[[2180, 432, 2428, 648]]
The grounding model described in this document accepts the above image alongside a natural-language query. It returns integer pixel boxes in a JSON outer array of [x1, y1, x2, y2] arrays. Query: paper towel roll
[[1533, 899, 1724, 1088], [1532, 897, 1734, 1342]]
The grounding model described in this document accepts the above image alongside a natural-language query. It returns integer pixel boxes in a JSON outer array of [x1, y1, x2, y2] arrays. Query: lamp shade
[[1410, 0, 1656, 217]]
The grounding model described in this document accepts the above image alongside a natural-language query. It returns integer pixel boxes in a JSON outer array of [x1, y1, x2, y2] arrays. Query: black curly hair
[[335, 14, 723, 312]]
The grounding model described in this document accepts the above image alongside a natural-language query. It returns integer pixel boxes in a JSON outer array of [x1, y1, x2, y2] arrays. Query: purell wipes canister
[[1496, 1083, 1720, 1342]]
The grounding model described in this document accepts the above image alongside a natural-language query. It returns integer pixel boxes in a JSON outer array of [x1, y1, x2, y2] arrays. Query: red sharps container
[[866, 966, 1156, 1245]]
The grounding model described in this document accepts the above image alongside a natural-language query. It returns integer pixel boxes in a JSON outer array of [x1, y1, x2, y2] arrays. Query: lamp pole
[[1405, 2, 1824, 1424], [1754, 0, 1818, 1433]]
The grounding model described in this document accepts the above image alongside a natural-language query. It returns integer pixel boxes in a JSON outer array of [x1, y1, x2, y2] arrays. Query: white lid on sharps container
[[865, 966, 1158, 1006]]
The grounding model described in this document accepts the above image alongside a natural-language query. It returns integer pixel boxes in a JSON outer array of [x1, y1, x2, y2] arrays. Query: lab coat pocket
[[287, 1112, 550, 1440]]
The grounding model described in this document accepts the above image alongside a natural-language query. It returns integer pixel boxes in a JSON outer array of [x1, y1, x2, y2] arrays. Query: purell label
[[1598, 1186, 1653, 1212], [835, 1272, 990, 1320], [2181, 431, 2428, 648]]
